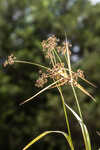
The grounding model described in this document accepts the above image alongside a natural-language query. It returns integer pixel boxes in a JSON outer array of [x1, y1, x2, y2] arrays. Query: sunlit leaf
[[64, 102, 92, 150], [22, 130, 73, 150], [76, 83, 96, 102]]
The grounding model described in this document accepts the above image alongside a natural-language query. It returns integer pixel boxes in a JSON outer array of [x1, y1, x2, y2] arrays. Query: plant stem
[[65, 37, 90, 150], [15, 60, 49, 70], [58, 87, 74, 150]]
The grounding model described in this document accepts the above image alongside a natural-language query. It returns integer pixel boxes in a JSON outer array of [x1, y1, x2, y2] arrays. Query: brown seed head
[[3, 54, 16, 67]]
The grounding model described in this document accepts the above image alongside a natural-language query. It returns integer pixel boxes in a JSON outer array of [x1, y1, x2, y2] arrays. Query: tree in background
[[0, 0, 100, 149]]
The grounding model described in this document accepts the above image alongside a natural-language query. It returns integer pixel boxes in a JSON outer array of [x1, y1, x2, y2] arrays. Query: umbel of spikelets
[[3, 35, 96, 105]]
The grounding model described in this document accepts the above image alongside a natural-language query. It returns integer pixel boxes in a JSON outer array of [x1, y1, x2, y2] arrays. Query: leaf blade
[[64, 102, 92, 150], [23, 130, 73, 150]]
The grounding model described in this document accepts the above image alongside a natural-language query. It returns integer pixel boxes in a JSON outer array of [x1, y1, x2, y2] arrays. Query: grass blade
[[22, 130, 73, 150], [65, 68, 96, 88], [76, 83, 96, 102], [64, 102, 92, 150], [20, 78, 64, 105], [79, 76, 97, 88]]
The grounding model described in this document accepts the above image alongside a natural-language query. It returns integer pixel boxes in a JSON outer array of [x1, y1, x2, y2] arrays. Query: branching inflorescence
[[3, 35, 96, 104], [2, 35, 96, 150]]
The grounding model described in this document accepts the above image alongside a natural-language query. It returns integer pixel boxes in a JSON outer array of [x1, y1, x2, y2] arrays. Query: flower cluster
[[41, 35, 58, 51], [3, 54, 16, 67], [41, 35, 71, 60], [35, 70, 48, 88], [35, 63, 85, 88]]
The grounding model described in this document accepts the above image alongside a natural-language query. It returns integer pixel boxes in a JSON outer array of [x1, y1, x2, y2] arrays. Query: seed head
[[3, 54, 16, 67]]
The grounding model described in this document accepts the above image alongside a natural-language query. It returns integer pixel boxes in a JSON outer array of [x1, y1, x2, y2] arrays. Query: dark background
[[0, 0, 100, 149]]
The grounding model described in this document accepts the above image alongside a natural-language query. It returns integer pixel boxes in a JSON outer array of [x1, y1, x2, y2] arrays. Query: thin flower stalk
[[58, 87, 74, 150]]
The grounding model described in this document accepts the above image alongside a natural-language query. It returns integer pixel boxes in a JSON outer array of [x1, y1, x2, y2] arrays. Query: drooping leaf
[[23, 130, 73, 150]]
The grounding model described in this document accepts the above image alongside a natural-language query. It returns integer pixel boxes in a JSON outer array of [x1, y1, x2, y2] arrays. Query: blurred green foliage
[[0, 0, 100, 149]]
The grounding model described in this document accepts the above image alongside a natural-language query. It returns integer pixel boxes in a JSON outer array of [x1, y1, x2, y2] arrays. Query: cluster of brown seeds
[[3, 54, 16, 67], [35, 62, 85, 88], [41, 35, 58, 59], [41, 35, 71, 60], [41, 35, 58, 51], [35, 71, 48, 88]]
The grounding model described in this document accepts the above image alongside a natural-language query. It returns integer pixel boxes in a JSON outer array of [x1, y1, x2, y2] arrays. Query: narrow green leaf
[[64, 102, 92, 150], [22, 130, 73, 150]]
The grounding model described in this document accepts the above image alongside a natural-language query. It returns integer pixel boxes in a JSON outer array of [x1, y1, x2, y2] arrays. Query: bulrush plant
[[3, 35, 96, 150]]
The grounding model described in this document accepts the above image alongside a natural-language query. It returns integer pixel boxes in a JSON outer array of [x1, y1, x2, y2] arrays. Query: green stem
[[53, 49, 62, 63], [58, 87, 74, 150], [72, 86, 83, 119], [71, 85, 89, 150], [15, 60, 49, 70]]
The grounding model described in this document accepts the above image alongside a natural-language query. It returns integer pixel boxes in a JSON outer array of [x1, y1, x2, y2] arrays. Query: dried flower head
[[41, 35, 59, 61], [41, 35, 58, 52], [3, 54, 16, 67], [35, 71, 48, 88], [77, 69, 85, 78]]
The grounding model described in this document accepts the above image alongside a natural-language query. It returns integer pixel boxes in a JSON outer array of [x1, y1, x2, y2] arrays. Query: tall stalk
[[58, 87, 74, 150]]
